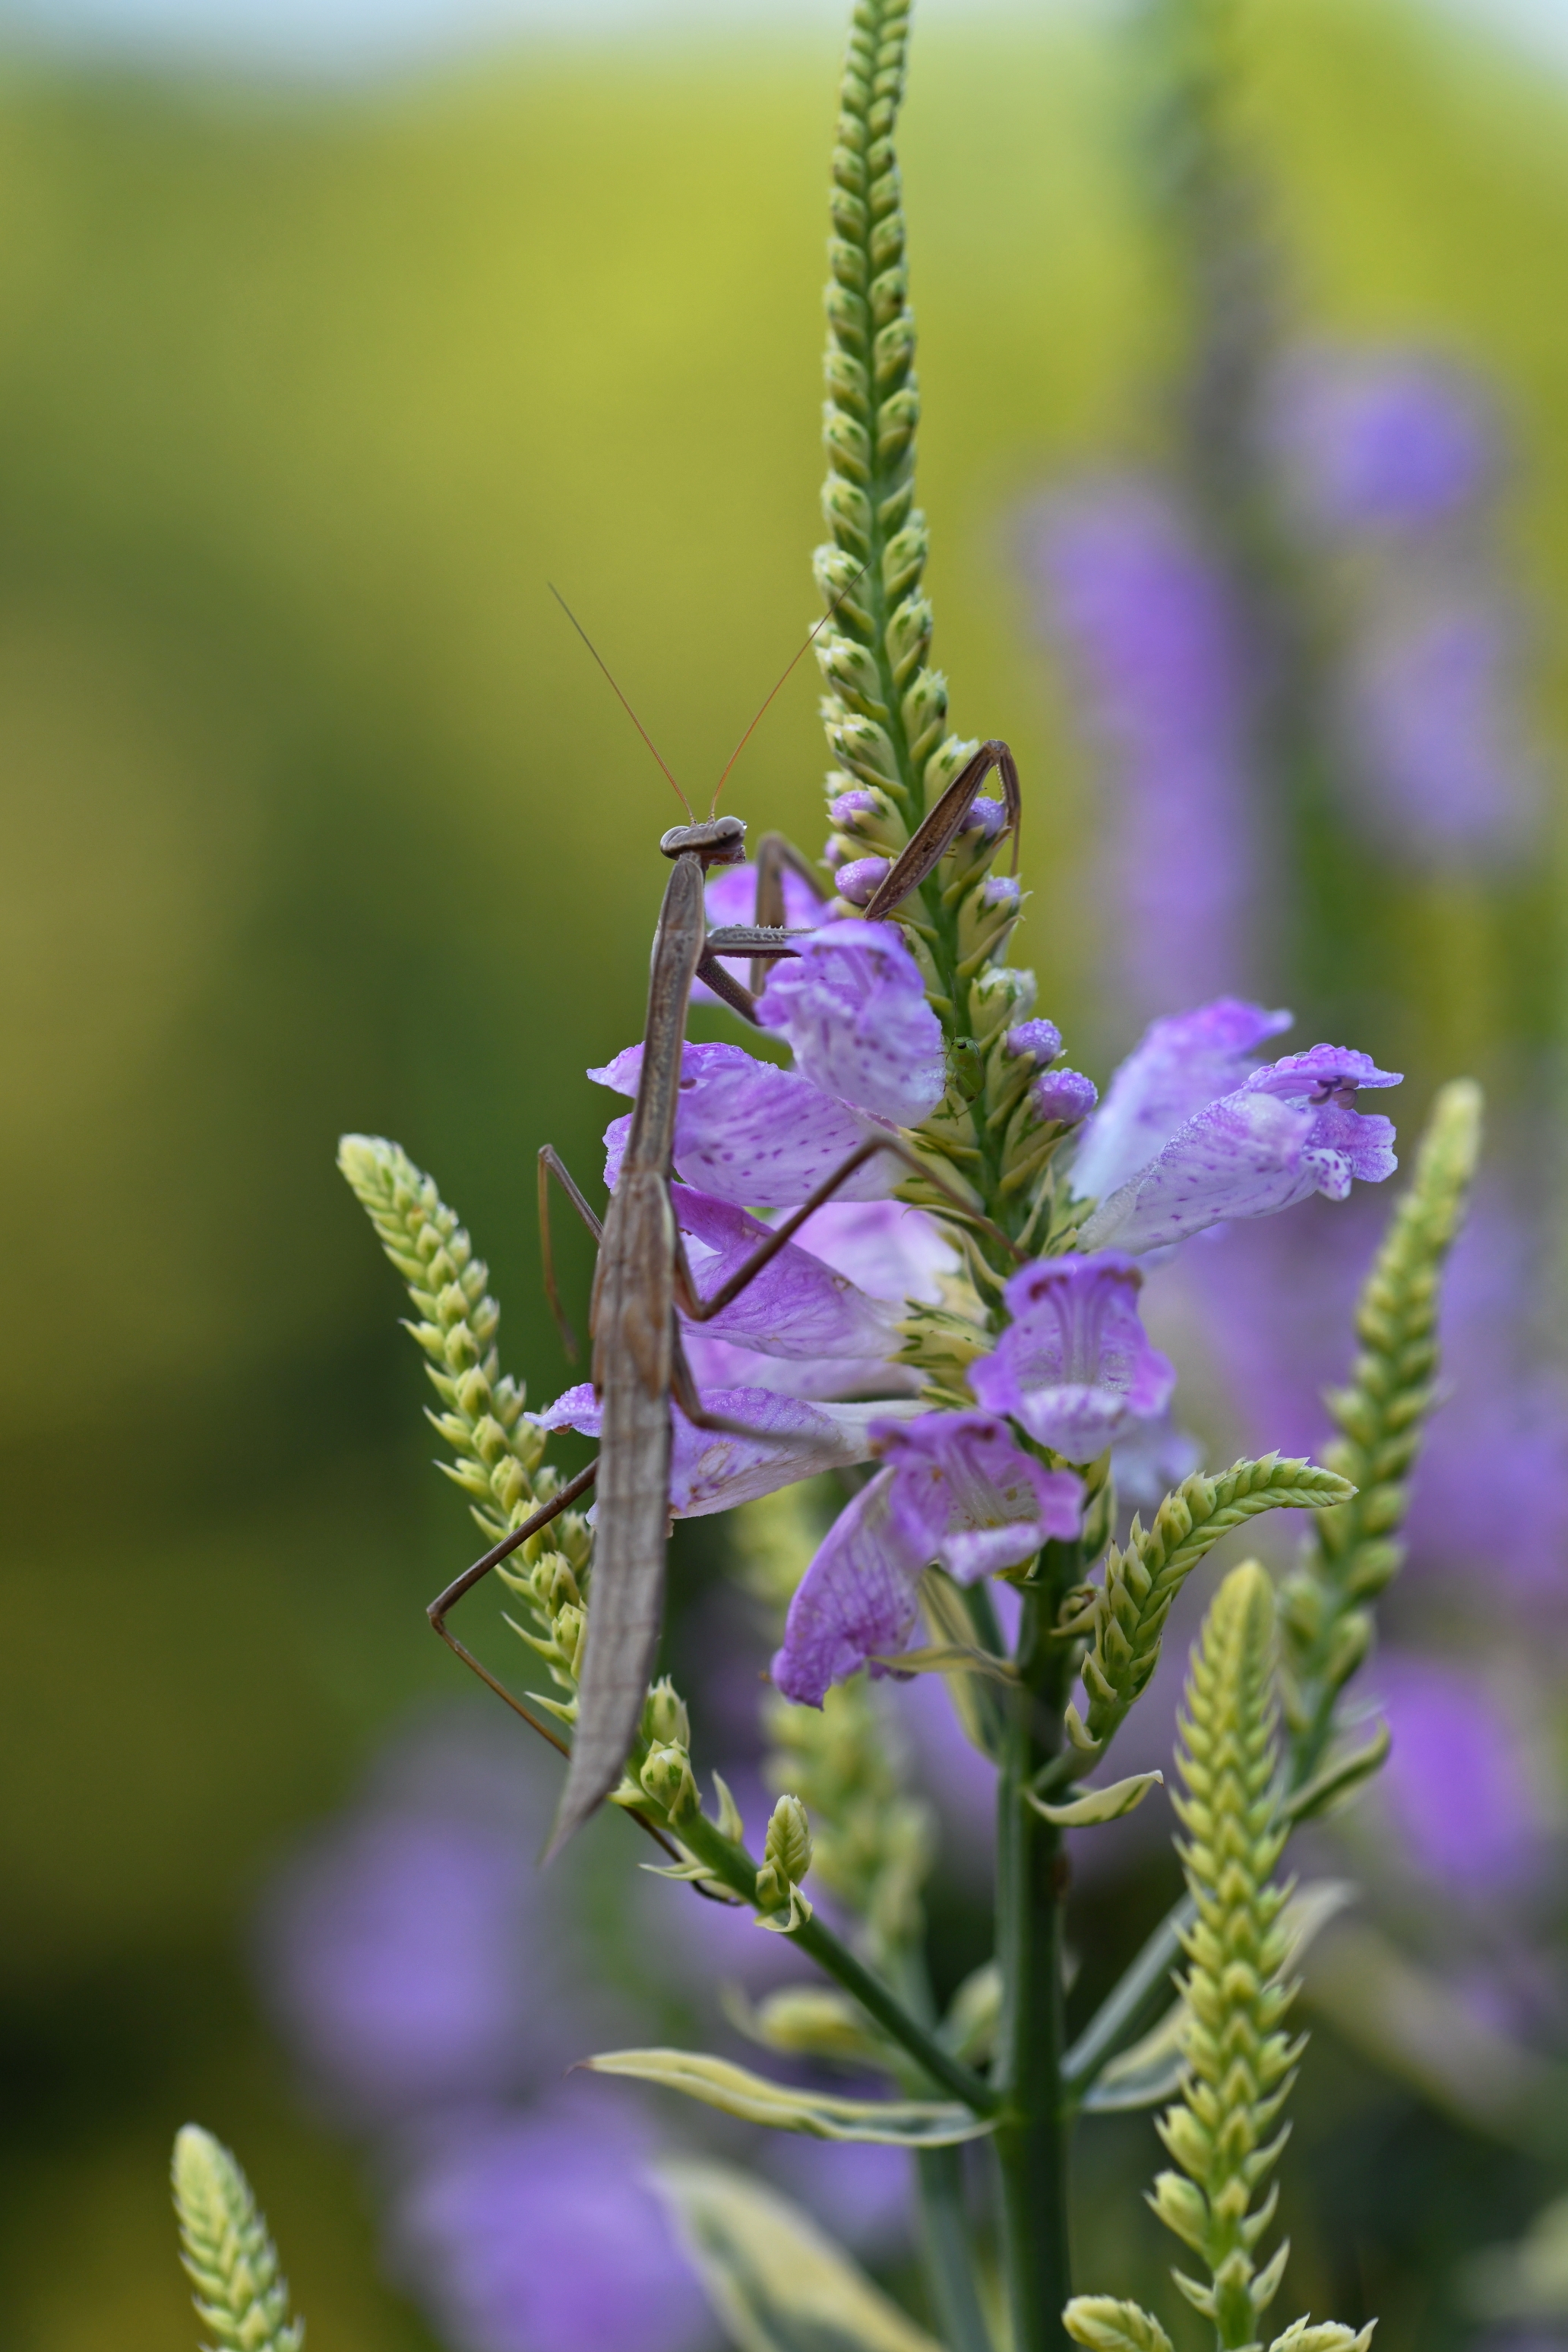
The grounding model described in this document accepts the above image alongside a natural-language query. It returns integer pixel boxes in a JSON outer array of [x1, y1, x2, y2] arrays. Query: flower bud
[[1032, 1070, 1098, 1125], [640, 1742, 698, 1824], [642, 1676, 691, 1750], [763, 1793, 813, 1889], [836, 856, 891, 906], [1006, 1017, 1063, 1064]]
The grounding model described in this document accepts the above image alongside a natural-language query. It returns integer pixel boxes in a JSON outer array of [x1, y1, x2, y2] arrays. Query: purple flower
[[1072, 997, 1293, 1203], [1080, 1045, 1399, 1253], [1032, 1069, 1097, 1124], [754, 920, 947, 1127], [671, 1184, 899, 1364], [1026, 481, 1264, 1016], [772, 1411, 1082, 1705], [395, 2092, 710, 2352], [1342, 593, 1539, 866], [970, 1253, 1175, 1463], [680, 1196, 957, 1402], [1371, 1655, 1544, 1892], [829, 788, 880, 827], [1267, 349, 1497, 533], [694, 858, 826, 1007], [595, 1041, 893, 1208], [536, 1383, 924, 1516], [254, 1718, 567, 2124]]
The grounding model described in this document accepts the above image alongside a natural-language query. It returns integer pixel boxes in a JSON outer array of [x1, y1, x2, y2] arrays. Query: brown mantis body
[[428, 738, 1023, 1858]]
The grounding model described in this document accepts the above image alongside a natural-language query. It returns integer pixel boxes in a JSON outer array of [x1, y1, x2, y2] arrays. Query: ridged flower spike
[[171, 2125, 304, 2352]]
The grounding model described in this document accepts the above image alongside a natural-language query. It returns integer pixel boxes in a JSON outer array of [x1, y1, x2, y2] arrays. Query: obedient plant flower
[[598, 1040, 894, 1206], [754, 920, 947, 1128], [1072, 997, 1293, 1202], [694, 859, 826, 1007], [666, 1186, 902, 1364], [537, 1384, 924, 1516], [1080, 1026, 1401, 1253], [969, 1252, 1176, 1464], [772, 1412, 1082, 1705], [680, 1194, 957, 1401], [1267, 347, 1497, 535]]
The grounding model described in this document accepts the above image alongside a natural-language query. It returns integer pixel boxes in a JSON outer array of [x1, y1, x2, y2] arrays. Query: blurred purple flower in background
[[1370, 1654, 1546, 1893], [1026, 479, 1263, 1016], [257, 1714, 573, 2124], [1266, 348, 1498, 533], [394, 2089, 713, 2352]]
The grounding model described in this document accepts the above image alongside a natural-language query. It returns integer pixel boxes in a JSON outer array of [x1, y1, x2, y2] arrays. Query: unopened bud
[[763, 1794, 813, 1889], [640, 1742, 698, 1824], [642, 1677, 690, 1750]]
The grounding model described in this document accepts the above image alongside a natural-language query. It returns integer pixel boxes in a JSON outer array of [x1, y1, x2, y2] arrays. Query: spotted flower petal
[[754, 920, 947, 1127], [970, 1253, 1175, 1462], [1081, 1052, 1400, 1253], [672, 1186, 900, 1362], [1071, 997, 1294, 1203], [770, 1411, 1082, 1706], [593, 1042, 893, 1207], [533, 1384, 922, 1517]]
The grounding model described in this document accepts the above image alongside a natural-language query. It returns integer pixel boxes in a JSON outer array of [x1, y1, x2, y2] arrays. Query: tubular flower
[[754, 920, 946, 1127], [1082, 1045, 1400, 1254], [669, 1185, 902, 1364], [970, 1252, 1176, 1464], [693, 858, 827, 1006], [1072, 997, 1293, 1203], [771, 1410, 1083, 1705]]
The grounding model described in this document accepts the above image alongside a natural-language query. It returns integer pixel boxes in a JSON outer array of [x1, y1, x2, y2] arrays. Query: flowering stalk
[[1282, 1079, 1483, 1794], [1067, 1566, 1373, 2352], [170, 2126, 303, 2352]]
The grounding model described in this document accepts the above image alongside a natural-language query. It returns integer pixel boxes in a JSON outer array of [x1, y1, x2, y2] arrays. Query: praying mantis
[[428, 610, 1024, 1856]]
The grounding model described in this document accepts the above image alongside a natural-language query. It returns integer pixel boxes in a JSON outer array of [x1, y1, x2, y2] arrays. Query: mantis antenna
[[710, 563, 871, 816], [548, 582, 693, 818]]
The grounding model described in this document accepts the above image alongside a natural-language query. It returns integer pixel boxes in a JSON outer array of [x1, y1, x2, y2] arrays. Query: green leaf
[[584, 2049, 994, 2143], [654, 2159, 944, 2352], [1280, 1721, 1390, 1822], [1064, 2295, 1174, 2352], [1080, 2000, 1187, 2113], [1029, 1770, 1163, 1827], [871, 1642, 1016, 1683]]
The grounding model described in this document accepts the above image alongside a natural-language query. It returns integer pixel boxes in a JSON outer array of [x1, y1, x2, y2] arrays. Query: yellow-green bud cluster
[[764, 1674, 932, 1962], [170, 2126, 303, 2352], [1155, 1563, 1299, 2350], [1282, 1081, 1481, 1788], [1064, 1456, 1354, 1775], [337, 1135, 560, 1546]]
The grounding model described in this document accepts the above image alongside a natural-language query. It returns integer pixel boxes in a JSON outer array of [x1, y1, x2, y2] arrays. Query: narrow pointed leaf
[[1030, 1770, 1164, 1827], [653, 2159, 944, 2352], [1280, 1722, 1391, 1822], [585, 2048, 994, 2143]]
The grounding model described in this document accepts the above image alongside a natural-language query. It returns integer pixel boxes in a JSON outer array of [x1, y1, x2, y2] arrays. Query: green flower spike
[[171, 2125, 304, 2352], [814, 0, 1077, 1269], [1152, 1561, 1297, 2350], [337, 1134, 594, 1734], [1061, 1455, 1355, 1775], [1282, 1080, 1483, 1797]]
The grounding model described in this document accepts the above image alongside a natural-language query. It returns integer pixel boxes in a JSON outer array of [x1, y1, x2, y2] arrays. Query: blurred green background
[[5, 1, 1568, 2343]]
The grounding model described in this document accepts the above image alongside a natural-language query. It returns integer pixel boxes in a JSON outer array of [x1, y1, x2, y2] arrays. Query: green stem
[[675, 1811, 997, 2113], [915, 2145, 994, 2352], [994, 1563, 1076, 2352]]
